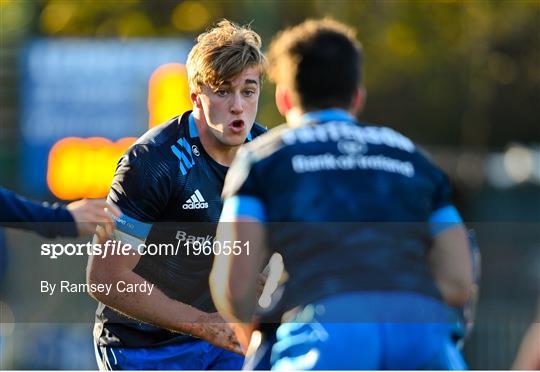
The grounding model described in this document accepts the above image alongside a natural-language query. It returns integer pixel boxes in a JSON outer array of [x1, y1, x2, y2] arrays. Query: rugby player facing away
[[210, 18, 473, 370], [86, 20, 266, 370]]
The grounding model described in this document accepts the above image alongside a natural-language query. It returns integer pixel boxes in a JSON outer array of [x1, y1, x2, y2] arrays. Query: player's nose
[[230, 92, 243, 115]]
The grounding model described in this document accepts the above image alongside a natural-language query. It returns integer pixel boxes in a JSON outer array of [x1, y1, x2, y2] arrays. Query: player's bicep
[[212, 218, 267, 322], [428, 207, 473, 307], [86, 238, 140, 302]]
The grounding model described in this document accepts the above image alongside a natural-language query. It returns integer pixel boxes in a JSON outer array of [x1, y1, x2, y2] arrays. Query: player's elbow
[[439, 277, 473, 307], [440, 259, 474, 307]]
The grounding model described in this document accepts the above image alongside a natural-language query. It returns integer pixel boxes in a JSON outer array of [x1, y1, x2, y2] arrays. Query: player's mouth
[[228, 119, 245, 134]]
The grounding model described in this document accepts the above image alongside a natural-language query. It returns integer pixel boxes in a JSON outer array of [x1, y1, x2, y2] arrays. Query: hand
[[190, 312, 244, 355], [66, 199, 121, 242], [230, 322, 256, 354], [256, 272, 267, 298]]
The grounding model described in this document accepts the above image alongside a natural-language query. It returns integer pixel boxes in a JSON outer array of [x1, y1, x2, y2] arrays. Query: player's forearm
[[87, 258, 241, 352], [212, 264, 269, 323], [216, 280, 258, 323], [87, 266, 203, 334]]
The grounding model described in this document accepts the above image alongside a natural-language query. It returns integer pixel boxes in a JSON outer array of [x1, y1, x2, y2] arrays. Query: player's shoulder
[[126, 116, 178, 155], [123, 112, 192, 165], [222, 125, 289, 198], [242, 123, 292, 162], [345, 120, 416, 155], [367, 121, 447, 181], [414, 144, 450, 185], [250, 122, 268, 139], [109, 114, 192, 219], [138, 112, 191, 146]]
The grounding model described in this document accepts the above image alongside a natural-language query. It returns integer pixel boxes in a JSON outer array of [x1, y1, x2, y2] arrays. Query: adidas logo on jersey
[[182, 189, 209, 210]]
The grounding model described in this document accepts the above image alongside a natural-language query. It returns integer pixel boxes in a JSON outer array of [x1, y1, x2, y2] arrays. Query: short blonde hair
[[187, 20, 266, 93]]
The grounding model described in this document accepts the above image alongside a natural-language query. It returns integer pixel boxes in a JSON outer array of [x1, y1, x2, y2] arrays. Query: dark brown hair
[[268, 18, 363, 111]]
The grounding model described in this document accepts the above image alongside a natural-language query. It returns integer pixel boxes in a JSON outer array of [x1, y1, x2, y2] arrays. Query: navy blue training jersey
[[222, 109, 462, 316], [95, 111, 266, 348]]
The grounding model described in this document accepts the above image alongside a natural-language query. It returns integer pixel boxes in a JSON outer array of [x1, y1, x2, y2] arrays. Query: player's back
[[234, 110, 453, 312]]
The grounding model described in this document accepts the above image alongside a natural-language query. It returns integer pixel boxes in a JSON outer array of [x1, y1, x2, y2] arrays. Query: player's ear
[[351, 87, 366, 116], [275, 85, 294, 117], [191, 92, 202, 108]]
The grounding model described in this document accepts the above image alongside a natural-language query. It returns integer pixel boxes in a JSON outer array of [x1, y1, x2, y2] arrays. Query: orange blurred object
[[148, 63, 192, 128], [47, 63, 192, 200], [47, 137, 136, 200]]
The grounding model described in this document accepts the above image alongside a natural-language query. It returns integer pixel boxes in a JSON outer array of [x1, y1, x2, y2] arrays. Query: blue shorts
[[94, 339, 244, 370], [270, 292, 467, 370]]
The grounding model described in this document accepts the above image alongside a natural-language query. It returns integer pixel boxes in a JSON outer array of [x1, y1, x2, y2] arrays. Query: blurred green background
[[1, 0, 540, 186], [0, 0, 539, 369]]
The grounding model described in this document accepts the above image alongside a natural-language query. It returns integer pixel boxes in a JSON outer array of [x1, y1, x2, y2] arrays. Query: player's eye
[[243, 89, 256, 97], [216, 89, 228, 97]]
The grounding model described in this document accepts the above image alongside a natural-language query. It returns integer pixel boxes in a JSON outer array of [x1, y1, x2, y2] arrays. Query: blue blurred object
[[19, 39, 192, 196], [0, 186, 77, 237], [271, 293, 467, 370], [17, 325, 96, 369]]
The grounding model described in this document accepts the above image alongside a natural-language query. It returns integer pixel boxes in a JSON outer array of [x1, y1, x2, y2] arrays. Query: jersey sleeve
[[0, 187, 78, 238], [221, 147, 266, 222], [108, 145, 173, 241], [428, 167, 463, 237]]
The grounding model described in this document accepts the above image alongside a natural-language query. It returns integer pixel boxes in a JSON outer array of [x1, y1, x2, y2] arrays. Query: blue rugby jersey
[[95, 111, 266, 347], [221, 109, 463, 316]]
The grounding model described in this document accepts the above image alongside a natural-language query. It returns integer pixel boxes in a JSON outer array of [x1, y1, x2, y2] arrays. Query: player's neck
[[287, 107, 356, 127]]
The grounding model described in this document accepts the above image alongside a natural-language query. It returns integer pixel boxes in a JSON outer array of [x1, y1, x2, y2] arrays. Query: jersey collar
[[301, 109, 356, 125], [188, 112, 199, 138]]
